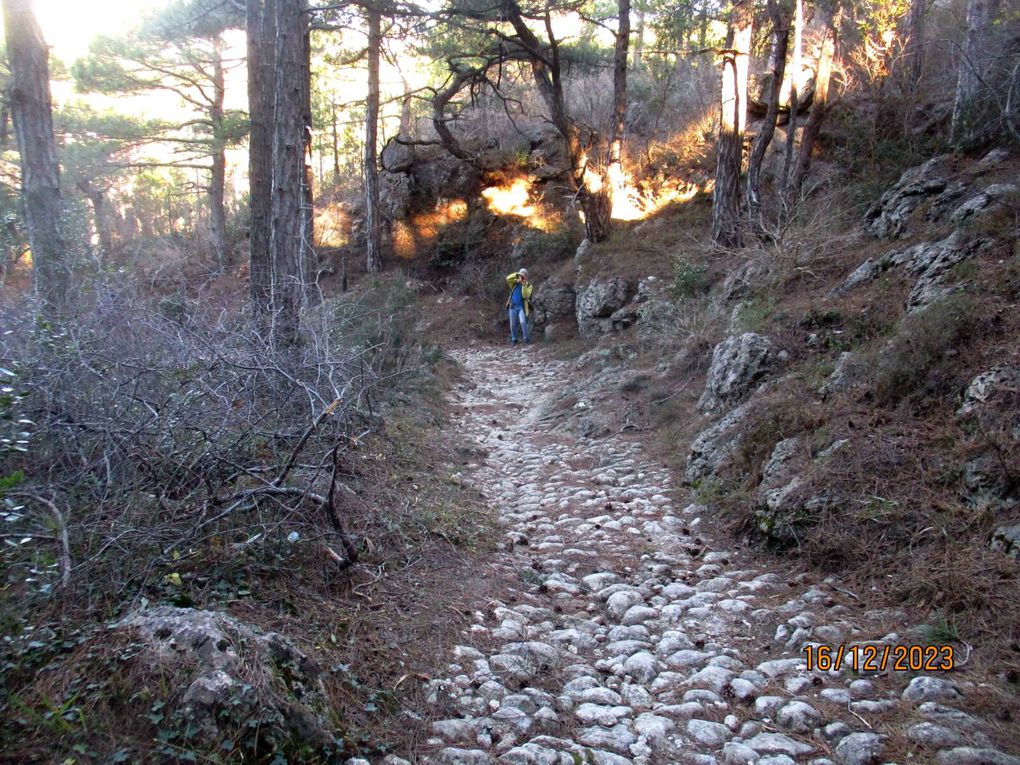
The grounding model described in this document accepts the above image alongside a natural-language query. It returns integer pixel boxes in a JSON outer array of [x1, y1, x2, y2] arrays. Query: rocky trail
[[389, 343, 1019, 765]]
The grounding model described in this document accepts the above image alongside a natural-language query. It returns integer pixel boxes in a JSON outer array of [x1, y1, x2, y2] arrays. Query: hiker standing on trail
[[505, 268, 533, 345]]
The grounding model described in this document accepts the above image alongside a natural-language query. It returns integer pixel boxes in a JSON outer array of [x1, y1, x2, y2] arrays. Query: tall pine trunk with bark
[[247, 0, 275, 324], [2, 0, 68, 310], [300, 19, 317, 305], [951, 0, 1002, 144], [579, 0, 630, 244], [364, 7, 382, 273], [790, 18, 835, 194], [210, 36, 228, 272], [781, 0, 803, 188], [269, 0, 308, 346], [747, 0, 789, 226], [77, 179, 114, 263], [712, 0, 752, 248]]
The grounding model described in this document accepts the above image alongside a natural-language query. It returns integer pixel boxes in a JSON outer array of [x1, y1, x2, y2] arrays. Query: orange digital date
[[803, 644, 955, 672]]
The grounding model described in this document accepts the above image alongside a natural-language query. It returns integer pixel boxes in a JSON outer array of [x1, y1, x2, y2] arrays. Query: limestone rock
[[381, 137, 415, 172], [576, 277, 632, 340], [865, 154, 953, 238], [685, 397, 755, 481], [746, 732, 816, 757], [380, 171, 413, 220], [950, 183, 1018, 225], [698, 333, 776, 415], [775, 700, 822, 733], [991, 524, 1020, 558], [905, 231, 991, 310], [821, 352, 867, 397], [907, 722, 966, 748], [532, 281, 577, 328], [935, 749, 1020, 765], [687, 718, 732, 747], [957, 366, 1020, 417], [902, 676, 962, 704], [834, 732, 884, 765], [115, 606, 333, 749]]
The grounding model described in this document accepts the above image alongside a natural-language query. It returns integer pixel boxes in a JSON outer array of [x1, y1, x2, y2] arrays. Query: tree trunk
[[595, 0, 630, 239], [951, 0, 1001, 144], [790, 19, 835, 194], [331, 97, 341, 181], [364, 7, 382, 273], [247, 0, 275, 324], [577, 0, 630, 245], [712, 0, 752, 248], [906, 0, 927, 84], [781, 0, 802, 188], [300, 18, 317, 305], [747, 0, 789, 223], [2, 0, 68, 310], [270, 0, 307, 346], [210, 36, 228, 272], [77, 180, 114, 263]]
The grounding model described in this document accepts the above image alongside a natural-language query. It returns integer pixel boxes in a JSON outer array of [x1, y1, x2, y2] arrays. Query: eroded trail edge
[[412, 344, 1014, 765]]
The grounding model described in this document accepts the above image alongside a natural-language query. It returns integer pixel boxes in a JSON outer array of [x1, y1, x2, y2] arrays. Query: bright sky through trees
[[25, 0, 170, 62]]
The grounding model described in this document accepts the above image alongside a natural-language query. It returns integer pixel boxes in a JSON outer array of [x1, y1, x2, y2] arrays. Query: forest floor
[[400, 340, 1020, 765]]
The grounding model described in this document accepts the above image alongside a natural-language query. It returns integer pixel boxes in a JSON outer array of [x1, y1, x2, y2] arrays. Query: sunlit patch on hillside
[[610, 165, 702, 221], [393, 198, 469, 259], [315, 204, 350, 248], [481, 178, 558, 231], [482, 178, 536, 218]]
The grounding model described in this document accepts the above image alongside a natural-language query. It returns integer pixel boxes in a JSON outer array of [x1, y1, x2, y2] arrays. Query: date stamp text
[[803, 644, 955, 673]]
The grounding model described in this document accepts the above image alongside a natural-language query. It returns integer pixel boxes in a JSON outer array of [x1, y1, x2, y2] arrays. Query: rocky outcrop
[[905, 231, 992, 310], [697, 333, 777, 415], [949, 183, 1018, 226], [957, 366, 1020, 417], [575, 277, 632, 340], [532, 279, 577, 341], [377, 145, 482, 225], [821, 351, 867, 398], [956, 366, 1020, 511], [684, 400, 754, 484], [834, 230, 991, 311], [991, 524, 1020, 558], [116, 606, 335, 750], [381, 137, 415, 173], [865, 154, 954, 239]]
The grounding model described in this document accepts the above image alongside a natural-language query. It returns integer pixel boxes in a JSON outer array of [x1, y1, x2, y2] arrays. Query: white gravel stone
[[834, 732, 885, 765], [745, 732, 816, 757], [935, 748, 1020, 765], [776, 700, 822, 733], [686, 665, 736, 693], [907, 722, 966, 748], [902, 676, 962, 704], [687, 718, 732, 747], [722, 742, 759, 765], [574, 703, 633, 726], [633, 712, 675, 745], [607, 590, 646, 621]]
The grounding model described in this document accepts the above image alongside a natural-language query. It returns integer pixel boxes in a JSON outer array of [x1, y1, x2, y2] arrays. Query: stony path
[[397, 345, 1018, 765]]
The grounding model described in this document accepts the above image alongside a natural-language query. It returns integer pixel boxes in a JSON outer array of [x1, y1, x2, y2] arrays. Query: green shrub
[[670, 259, 709, 299]]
